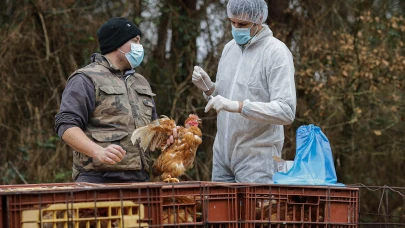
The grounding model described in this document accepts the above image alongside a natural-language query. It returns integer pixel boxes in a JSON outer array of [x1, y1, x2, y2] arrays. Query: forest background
[[0, 0, 404, 223]]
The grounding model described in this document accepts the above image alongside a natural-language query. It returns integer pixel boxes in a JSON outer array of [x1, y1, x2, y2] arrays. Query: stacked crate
[[161, 181, 239, 227], [238, 184, 359, 228], [0, 182, 162, 228], [0, 194, 3, 227], [0, 182, 358, 227]]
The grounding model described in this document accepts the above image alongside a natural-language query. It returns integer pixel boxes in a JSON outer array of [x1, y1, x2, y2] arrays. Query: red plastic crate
[[0, 182, 162, 228], [239, 184, 359, 228], [161, 181, 239, 227], [1, 195, 3, 227]]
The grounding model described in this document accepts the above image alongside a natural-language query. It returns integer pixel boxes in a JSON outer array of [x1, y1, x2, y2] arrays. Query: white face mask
[[119, 43, 144, 68]]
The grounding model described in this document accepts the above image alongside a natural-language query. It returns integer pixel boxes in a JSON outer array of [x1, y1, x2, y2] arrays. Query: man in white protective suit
[[192, 0, 296, 183]]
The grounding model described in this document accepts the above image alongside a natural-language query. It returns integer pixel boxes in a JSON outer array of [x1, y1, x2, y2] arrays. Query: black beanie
[[97, 17, 142, 55]]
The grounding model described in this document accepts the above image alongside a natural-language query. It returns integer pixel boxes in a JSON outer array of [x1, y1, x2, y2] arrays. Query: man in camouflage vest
[[55, 17, 163, 183]]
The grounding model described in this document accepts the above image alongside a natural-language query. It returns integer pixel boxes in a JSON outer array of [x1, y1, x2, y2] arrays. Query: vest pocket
[[97, 86, 130, 117], [99, 85, 126, 95], [133, 87, 155, 126], [90, 131, 132, 170], [91, 131, 128, 142], [134, 86, 156, 97], [142, 99, 154, 116]]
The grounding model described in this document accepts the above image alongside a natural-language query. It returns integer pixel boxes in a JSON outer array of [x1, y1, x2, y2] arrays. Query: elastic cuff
[[238, 101, 243, 113], [240, 99, 251, 117]]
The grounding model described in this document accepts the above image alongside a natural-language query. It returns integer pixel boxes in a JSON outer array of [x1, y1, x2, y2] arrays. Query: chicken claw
[[163, 175, 180, 183]]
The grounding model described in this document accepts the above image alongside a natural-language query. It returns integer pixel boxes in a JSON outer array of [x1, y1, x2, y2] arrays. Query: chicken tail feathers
[[131, 125, 157, 152], [131, 116, 176, 152]]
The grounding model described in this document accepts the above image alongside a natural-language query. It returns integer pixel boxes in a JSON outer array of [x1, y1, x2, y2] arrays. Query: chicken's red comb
[[188, 114, 199, 118]]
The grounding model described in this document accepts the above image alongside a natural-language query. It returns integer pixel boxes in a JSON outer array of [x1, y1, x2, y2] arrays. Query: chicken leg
[[163, 175, 179, 182]]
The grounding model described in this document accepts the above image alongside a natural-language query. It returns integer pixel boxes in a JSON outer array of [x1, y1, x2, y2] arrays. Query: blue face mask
[[231, 24, 257, 45], [119, 43, 144, 68]]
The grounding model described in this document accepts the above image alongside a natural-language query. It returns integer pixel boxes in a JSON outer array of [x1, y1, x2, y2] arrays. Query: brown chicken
[[162, 196, 203, 224], [131, 114, 202, 182], [256, 198, 315, 224]]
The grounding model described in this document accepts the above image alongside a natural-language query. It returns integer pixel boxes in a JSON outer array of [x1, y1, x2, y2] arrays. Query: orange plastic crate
[[0, 182, 162, 228], [161, 181, 239, 227], [238, 184, 359, 228]]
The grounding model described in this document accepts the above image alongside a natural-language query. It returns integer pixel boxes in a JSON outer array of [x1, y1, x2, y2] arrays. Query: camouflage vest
[[68, 55, 155, 179]]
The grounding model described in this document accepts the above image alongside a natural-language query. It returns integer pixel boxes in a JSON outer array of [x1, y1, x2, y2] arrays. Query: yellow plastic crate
[[21, 201, 149, 228]]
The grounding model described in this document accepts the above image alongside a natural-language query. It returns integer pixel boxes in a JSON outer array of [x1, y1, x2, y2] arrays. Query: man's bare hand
[[94, 144, 126, 164], [166, 126, 180, 146]]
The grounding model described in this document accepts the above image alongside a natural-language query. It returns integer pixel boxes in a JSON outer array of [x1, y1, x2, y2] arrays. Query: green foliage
[[53, 170, 73, 183], [37, 136, 60, 149]]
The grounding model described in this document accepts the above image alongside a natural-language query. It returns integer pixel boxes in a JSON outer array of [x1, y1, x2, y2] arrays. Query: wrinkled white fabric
[[211, 24, 296, 183], [227, 0, 268, 24]]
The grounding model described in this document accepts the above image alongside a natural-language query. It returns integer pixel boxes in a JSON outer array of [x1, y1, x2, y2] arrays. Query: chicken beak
[[197, 118, 202, 124]]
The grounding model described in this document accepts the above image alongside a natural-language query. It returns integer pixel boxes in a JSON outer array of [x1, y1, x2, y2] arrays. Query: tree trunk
[[152, 0, 172, 61], [134, 0, 142, 18], [266, 0, 289, 25]]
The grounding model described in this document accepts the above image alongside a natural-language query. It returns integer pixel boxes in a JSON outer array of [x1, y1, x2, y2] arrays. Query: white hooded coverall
[[211, 24, 296, 183]]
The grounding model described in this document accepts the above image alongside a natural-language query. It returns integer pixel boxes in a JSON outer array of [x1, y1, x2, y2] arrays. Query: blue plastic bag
[[273, 124, 344, 186]]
